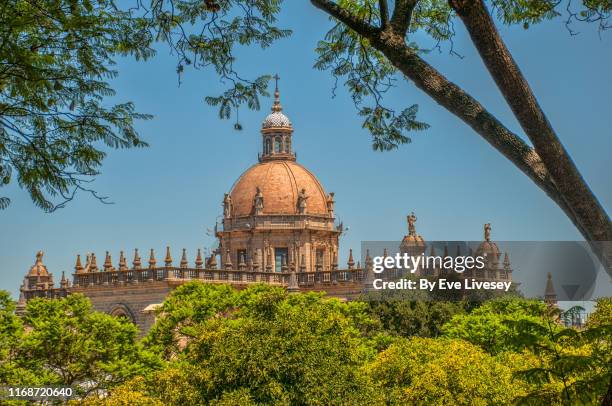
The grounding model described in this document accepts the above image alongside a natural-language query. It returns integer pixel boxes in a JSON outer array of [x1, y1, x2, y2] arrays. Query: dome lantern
[[260, 75, 295, 162]]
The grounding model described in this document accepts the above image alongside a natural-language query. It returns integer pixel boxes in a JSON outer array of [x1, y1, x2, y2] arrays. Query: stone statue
[[297, 188, 309, 214], [253, 186, 264, 215], [326, 192, 335, 217], [223, 193, 232, 218], [484, 223, 491, 242], [407, 212, 417, 236]]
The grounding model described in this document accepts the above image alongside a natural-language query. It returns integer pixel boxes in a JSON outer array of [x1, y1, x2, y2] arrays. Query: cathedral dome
[[229, 160, 329, 217]]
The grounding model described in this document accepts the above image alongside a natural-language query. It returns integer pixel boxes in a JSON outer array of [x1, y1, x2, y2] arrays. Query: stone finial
[[180, 249, 188, 269], [503, 252, 511, 270], [347, 249, 355, 269], [133, 249, 142, 269], [484, 223, 492, 242], [103, 251, 113, 271], [90, 253, 99, 272], [60, 271, 69, 288], [119, 251, 128, 271], [148, 249, 156, 269], [75, 254, 84, 273], [195, 249, 203, 269], [165, 246, 173, 267], [208, 253, 217, 269], [224, 249, 233, 270]]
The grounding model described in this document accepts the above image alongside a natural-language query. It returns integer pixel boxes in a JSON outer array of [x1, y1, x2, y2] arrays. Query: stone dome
[[229, 160, 329, 217], [262, 111, 292, 129], [476, 241, 500, 259], [28, 251, 48, 276]]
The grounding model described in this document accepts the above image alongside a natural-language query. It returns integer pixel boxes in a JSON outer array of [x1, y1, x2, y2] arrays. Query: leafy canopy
[[0, 0, 157, 211]]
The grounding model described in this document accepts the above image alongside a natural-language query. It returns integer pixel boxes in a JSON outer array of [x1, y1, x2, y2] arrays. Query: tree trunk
[[449, 0, 612, 270]]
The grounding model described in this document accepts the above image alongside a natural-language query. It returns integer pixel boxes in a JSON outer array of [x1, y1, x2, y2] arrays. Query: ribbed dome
[[229, 161, 328, 217], [262, 111, 292, 129]]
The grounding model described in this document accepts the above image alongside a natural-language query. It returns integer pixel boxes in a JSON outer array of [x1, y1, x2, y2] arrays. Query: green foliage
[[13, 294, 159, 398], [442, 297, 549, 354], [587, 297, 612, 328], [0, 0, 154, 211], [508, 306, 612, 404], [363, 290, 467, 337], [0, 291, 28, 387], [368, 336, 527, 404], [4, 286, 610, 404], [141, 283, 382, 405]]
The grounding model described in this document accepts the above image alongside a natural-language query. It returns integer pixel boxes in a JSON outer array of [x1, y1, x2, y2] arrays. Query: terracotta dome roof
[[229, 160, 328, 217]]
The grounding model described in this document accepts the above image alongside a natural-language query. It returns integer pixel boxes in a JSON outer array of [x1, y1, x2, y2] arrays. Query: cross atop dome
[[272, 74, 282, 113]]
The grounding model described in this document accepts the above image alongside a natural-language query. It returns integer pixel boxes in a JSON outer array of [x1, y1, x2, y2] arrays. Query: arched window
[[274, 137, 282, 153], [265, 137, 272, 154], [285, 137, 291, 153]]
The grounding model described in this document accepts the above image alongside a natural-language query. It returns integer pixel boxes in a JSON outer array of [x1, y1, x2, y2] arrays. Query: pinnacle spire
[[208, 253, 217, 269], [165, 246, 173, 267], [90, 253, 98, 272], [347, 249, 355, 269], [148, 249, 156, 269], [119, 251, 128, 271], [133, 249, 142, 269], [103, 251, 113, 271], [195, 249, 203, 269], [75, 254, 84, 273], [224, 249, 233, 270], [180, 248, 188, 268]]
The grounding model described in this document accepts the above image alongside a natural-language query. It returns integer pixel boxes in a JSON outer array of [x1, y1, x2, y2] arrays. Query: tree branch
[[379, 0, 389, 28], [390, 0, 417, 37], [310, 0, 380, 37]]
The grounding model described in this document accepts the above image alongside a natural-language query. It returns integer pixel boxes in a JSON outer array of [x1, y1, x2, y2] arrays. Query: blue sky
[[1, 2, 611, 297]]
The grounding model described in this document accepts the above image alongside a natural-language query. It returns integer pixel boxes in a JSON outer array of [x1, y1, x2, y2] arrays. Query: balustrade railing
[[71, 267, 366, 288]]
